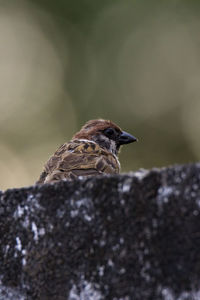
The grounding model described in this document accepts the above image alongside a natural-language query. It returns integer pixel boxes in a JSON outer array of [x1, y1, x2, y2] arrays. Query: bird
[[36, 119, 137, 184]]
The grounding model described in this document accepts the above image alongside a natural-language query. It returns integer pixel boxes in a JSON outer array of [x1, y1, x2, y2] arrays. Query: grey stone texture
[[0, 163, 200, 299]]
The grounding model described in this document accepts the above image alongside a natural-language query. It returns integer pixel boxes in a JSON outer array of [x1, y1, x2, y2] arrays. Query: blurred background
[[0, 0, 200, 190]]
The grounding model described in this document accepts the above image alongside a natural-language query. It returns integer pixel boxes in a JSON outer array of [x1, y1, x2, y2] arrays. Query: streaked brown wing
[[36, 140, 119, 184], [36, 170, 48, 184], [59, 168, 101, 180], [36, 143, 68, 184]]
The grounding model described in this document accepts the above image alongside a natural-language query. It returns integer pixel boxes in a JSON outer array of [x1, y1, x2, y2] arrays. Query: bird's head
[[73, 119, 137, 155]]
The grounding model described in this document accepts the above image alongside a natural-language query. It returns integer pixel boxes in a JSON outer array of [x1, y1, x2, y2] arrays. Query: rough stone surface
[[0, 163, 200, 300]]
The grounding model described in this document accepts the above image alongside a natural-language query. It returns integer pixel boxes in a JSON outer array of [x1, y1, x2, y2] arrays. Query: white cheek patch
[[109, 140, 117, 154], [109, 140, 120, 168]]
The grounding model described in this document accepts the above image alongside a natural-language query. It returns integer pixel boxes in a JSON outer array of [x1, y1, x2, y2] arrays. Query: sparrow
[[36, 119, 137, 184]]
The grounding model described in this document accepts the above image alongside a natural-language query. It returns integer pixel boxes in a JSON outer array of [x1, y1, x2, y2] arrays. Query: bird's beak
[[118, 131, 138, 145]]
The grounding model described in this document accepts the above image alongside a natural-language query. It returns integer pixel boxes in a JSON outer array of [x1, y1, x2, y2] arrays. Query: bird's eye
[[104, 128, 115, 137]]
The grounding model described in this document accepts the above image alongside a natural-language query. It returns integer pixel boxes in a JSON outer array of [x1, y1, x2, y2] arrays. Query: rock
[[0, 163, 200, 300]]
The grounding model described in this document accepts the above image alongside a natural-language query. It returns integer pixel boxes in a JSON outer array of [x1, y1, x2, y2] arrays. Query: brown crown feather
[[73, 119, 122, 140]]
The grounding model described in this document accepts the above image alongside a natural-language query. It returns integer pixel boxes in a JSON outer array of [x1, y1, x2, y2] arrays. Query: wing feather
[[36, 140, 119, 184]]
